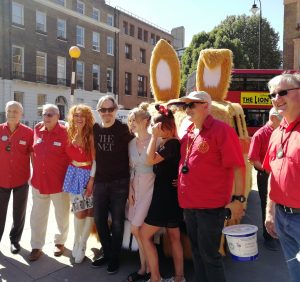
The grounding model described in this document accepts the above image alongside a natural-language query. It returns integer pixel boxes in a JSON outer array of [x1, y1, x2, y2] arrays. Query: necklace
[[277, 121, 300, 159], [182, 127, 200, 174]]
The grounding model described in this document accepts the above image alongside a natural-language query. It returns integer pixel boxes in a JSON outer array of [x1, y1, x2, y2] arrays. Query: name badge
[[1, 135, 8, 141], [36, 138, 43, 144], [53, 141, 62, 146], [19, 140, 26, 145]]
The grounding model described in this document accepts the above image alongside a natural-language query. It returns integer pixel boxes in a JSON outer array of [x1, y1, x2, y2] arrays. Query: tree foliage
[[180, 15, 282, 94]]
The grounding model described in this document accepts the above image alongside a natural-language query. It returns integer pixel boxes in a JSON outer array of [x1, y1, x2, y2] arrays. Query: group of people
[[1, 72, 300, 282]]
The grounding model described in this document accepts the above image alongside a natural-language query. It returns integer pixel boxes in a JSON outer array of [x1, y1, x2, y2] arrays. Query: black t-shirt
[[93, 120, 134, 182]]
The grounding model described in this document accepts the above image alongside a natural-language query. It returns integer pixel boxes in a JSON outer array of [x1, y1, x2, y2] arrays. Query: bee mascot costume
[[149, 39, 252, 257]]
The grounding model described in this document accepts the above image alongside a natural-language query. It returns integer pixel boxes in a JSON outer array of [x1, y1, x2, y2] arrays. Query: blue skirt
[[63, 165, 90, 195]]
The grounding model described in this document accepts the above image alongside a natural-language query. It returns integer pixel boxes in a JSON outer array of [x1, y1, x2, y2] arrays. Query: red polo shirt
[[248, 123, 273, 163], [263, 117, 300, 208], [178, 115, 245, 209], [0, 123, 33, 188], [31, 122, 69, 194]]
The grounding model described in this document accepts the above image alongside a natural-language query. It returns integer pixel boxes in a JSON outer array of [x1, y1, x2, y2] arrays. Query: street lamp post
[[69, 46, 81, 105], [250, 0, 262, 69]]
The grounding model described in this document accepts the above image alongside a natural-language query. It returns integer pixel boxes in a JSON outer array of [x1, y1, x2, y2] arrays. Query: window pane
[[57, 19, 66, 39], [37, 94, 46, 116], [92, 32, 100, 51], [36, 11, 46, 32], [76, 61, 84, 89], [107, 37, 114, 55], [12, 2, 24, 25], [36, 51, 46, 82], [76, 0, 85, 14], [92, 64, 100, 90], [107, 69, 113, 92], [92, 8, 100, 21], [107, 14, 113, 26], [57, 56, 66, 85], [12, 46, 23, 77], [14, 91, 24, 105], [76, 26, 85, 46]]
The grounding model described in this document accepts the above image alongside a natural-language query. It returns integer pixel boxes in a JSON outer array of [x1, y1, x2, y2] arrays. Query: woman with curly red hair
[[63, 104, 96, 263]]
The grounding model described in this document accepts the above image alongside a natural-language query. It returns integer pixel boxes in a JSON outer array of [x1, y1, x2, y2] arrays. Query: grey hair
[[42, 104, 59, 115], [268, 73, 300, 92], [96, 95, 118, 111], [5, 101, 23, 112]]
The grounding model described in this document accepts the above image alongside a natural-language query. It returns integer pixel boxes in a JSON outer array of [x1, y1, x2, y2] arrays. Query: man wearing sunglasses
[[29, 104, 70, 261], [177, 91, 245, 282], [248, 107, 282, 251], [263, 73, 300, 282], [92, 95, 134, 274]]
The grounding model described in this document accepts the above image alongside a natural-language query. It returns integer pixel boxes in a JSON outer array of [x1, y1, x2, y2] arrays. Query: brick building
[[0, 0, 184, 126], [283, 0, 300, 69]]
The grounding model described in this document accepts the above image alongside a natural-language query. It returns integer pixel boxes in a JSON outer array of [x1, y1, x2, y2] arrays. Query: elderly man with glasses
[[177, 91, 245, 282], [263, 73, 300, 282], [0, 101, 33, 254], [92, 95, 133, 274], [29, 104, 70, 261]]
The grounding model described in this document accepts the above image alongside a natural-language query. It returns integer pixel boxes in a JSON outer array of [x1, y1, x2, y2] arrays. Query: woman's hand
[[85, 178, 94, 197], [151, 122, 161, 138], [128, 190, 135, 206]]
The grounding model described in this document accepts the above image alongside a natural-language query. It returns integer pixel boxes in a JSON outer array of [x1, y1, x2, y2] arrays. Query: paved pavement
[[0, 168, 291, 282]]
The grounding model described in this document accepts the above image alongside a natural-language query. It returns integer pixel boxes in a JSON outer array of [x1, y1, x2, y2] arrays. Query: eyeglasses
[[97, 107, 115, 113], [43, 113, 56, 118], [182, 101, 207, 110], [268, 87, 300, 99]]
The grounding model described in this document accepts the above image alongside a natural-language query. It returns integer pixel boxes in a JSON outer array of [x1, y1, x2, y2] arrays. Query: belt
[[71, 160, 92, 167], [277, 204, 300, 214]]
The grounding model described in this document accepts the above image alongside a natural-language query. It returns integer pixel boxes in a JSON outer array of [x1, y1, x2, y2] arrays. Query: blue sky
[[106, 0, 284, 50]]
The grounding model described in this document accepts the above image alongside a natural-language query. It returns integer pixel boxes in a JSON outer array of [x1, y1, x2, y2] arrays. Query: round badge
[[1, 135, 8, 141], [197, 139, 209, 153]]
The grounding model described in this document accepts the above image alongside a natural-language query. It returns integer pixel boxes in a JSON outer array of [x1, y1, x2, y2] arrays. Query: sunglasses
[[268, 87, 300, 99], [43, 113, 56, 118], [97, 107, 115, 113], [182, 101, 207, 110]]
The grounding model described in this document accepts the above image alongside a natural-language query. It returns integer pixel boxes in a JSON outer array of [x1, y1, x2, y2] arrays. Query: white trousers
[[30, 187, 70, 249]]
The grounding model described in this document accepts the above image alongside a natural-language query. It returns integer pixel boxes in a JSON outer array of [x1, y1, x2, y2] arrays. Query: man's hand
[[265, 204, 278, 238], [225, 201, 244, 221], [84, 178, 94, 197]]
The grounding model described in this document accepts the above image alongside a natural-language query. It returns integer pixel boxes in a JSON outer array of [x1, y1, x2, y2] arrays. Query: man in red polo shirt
[[248, 107, 282, 251], [0, 101, 33, 254], [29, 104, 70, 261], [263, 73, 300, 282], [177, 91, 245, 282]]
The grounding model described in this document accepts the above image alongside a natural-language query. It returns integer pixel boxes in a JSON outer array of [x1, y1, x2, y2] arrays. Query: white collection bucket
[[222, 224, 258, 262]]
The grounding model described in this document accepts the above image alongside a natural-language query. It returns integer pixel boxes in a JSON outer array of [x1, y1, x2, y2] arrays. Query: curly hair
[[67, 104, 95, 156]]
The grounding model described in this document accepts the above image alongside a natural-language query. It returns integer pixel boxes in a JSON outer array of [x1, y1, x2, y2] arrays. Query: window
[[57, 56, 66, 85], [76, 0, 85, 14], [36, 51, 47, 82], [36, 10, 47, 33], [76, 61, 84, 89], [92, 64, 100, 90], [107, 14, 113, 26], [92, 8, 100, 21], [77, 98, 84, 104], [150, 33, 155, 45], [125, 72, 132, 95], [76, 26, 85, 47], [107, 36, 114, 55], [130, 24, 134, 36], [37, 94, 46, 116], [12, 2, 24, 25], [140, 48, 146, 64], [14, 91, 24, 105], [57, 18, 66, 39], [156, 35, 161, 43], [138, 27, 142, 40], [144, 30, 148, 42], [56, 0, 65, 6], [125, 44, 132, 59], [137, 75, 147, 97], [92, 32, 100, 51], [123, 21, 128, 35], [12, 45, 24, 78], [107, 68, 113, 92]]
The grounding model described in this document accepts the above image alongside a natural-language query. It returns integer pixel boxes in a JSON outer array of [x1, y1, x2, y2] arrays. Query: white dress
[[128, 137, 155, 227]]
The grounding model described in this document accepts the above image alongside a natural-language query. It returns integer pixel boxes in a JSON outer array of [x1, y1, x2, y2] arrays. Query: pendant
[[181, 165, 189, 174], [277, 147, 283, 159], [5, 144, 11, 152]]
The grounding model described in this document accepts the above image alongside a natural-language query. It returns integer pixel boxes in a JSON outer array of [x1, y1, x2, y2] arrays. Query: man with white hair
[[0, 101, 33, 254], [29, 104, 70, 261], [177, 91, 246, 282], [263, 73, 300, 282], [248, 107, 282, 251]]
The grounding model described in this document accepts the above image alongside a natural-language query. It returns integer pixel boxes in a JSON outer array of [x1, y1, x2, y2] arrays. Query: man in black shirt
[[92, 95, 133, 274]]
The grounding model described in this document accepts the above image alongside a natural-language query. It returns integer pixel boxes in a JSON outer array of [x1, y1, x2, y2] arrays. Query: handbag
[[71, 192, 93, 213]]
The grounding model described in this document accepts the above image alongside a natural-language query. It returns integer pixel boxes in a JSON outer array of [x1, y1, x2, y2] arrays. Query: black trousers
[[0, 184, 29, 244], [257, 170, 273, 241]]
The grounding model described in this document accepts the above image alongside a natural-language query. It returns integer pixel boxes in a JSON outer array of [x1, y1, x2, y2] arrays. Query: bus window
[[244, 108, 269, 127]]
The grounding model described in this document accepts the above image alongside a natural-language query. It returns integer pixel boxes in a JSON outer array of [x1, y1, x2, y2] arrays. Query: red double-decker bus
[[186, 69, 294, 136]]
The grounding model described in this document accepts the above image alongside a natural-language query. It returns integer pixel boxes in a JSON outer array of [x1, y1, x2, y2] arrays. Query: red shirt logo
[[198, 139, 209, 153]]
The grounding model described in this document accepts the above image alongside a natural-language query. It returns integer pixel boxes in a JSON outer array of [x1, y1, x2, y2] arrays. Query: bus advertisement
[[186, 69, 294, 136]]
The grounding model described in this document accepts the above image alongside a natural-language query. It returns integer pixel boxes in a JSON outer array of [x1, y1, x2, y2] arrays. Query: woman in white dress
[[127, 103, 154, 282]]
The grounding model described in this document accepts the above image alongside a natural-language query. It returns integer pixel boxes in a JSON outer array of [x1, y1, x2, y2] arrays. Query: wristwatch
[[232, 195, 247, 203]]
